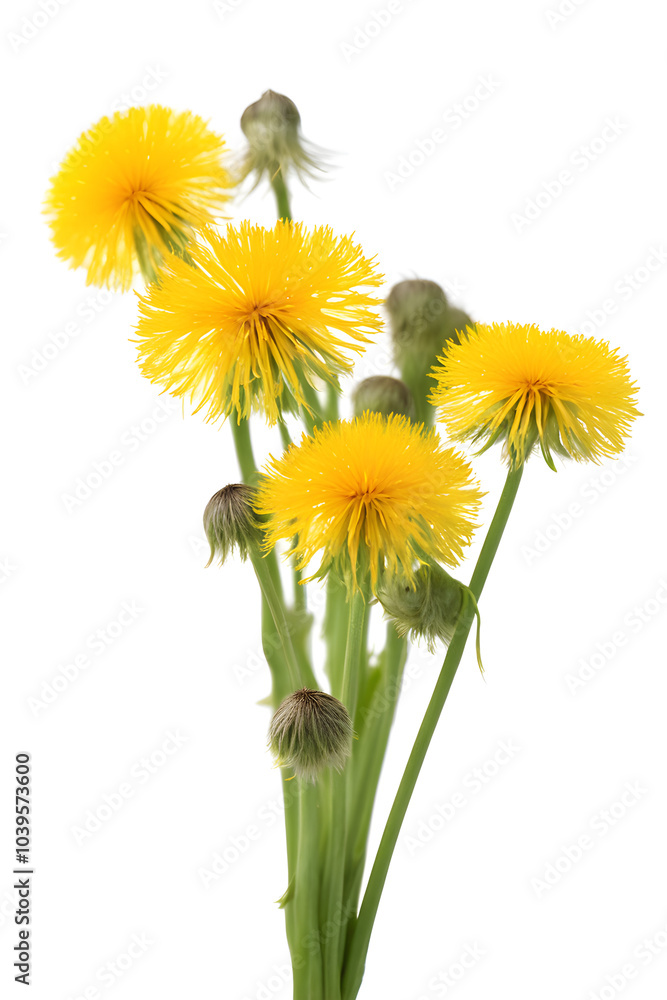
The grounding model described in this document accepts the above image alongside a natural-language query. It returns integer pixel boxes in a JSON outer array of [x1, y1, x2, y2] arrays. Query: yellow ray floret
[[255, 412, 484, 591], [45, 105, 232, 290], [135, 221, 383, 425], [430, 322, 640, 470]]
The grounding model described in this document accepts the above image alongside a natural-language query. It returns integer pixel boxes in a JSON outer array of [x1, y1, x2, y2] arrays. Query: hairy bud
[[203, 483, 260, 567], [268, 688, 353, 782]]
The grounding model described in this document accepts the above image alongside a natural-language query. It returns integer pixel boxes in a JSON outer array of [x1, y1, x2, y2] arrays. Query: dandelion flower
[[135, 221, 383, 425], [45, 105, 232, 290], [255, 412, 483, 591], [431, 322, 640, 470]]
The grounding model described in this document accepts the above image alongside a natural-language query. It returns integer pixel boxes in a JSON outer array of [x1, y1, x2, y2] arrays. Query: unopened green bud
[[239, 90, 326, 189], [376, 563, 465, 652], [352, 376, 415, 420], [387, 279, 450, 363], [386, 279, 473, 425], [203, 483, 260, 567], [268, 688, 353, 782], [445, 306, 474, 344]]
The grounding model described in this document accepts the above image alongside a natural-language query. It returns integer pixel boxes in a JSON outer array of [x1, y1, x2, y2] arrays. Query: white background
[[1, 1, 666, 998]]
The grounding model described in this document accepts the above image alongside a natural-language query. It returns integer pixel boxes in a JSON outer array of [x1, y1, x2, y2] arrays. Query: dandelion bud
[[352, 376, 415, 420], [203, 483, 260, 567], [268, 688, 353, 782], [239, 90, 325, 190], [445, 306, 474, 343], [386, 279, 472, 425], [376, 563, 465, 652], [387, 280, 449, 360]]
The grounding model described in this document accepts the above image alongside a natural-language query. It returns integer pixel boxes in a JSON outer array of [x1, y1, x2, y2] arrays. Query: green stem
[[230, 416, 256, 483], [278, 418, 293, 451], [271, 168, 292, 222], [344, 623, 407, 929], [293, 780, 323, 998], [324, 572, 348, 694], [300, 380, 326, 436], [249, 549, 302, 692], [342, 464, 524, 1000], [340, 589, 368, 717], [320, 587, 368, 996]]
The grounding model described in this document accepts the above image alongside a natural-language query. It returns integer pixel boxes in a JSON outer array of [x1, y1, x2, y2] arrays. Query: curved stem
[[342, 465, 524, 1000]]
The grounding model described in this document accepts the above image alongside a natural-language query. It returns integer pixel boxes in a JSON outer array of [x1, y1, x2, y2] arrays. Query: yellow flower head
[[45, 105, 232, 290], [135, 220, 383, 425], [431, 322, 640, 470], [255, 412, 483, 591]]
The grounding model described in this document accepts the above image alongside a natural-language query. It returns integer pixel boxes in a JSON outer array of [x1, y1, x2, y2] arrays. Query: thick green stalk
[[323, 572, 348, 694], [271, 168, 292, 222], [293, 780, 323, 998], [230, 415, 257, 484], [343, 623, 408, 939], [342, 465, 524, 1000], [340, 589, 369, 719], [249, 549, 303, 693], [320, 588, 368, 996]]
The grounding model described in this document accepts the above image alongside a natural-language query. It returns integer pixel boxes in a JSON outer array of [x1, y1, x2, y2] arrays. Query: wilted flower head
[[45, 105, 232, 290], [431, 322, 641, 470], [256, 412, 483, 592], [239, 90, 327, 189], [135, 220, 383, 425], [376, 563, 465, 652], [204, 484, 260, 566], [268, 688, 353, 782]]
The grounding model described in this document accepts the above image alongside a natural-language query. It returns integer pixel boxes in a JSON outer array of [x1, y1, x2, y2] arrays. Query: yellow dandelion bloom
[[431, 322, 640, 470], [255, 413, 483, 591], [135, 220, 383, 425], [45, 105, 232, 290]]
